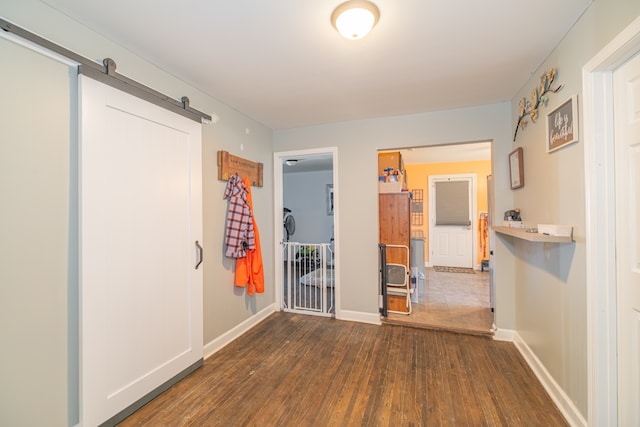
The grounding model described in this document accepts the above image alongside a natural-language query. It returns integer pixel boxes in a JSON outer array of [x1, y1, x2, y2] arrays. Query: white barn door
[[79, 75, 203, 426]]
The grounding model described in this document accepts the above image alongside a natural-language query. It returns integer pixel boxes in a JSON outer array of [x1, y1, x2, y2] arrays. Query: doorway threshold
[[381, 267, 494, 337], [381, 317, 494, 338]]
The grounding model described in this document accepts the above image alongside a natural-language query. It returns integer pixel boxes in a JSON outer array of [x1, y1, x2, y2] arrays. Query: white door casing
[[613, 51, 640, 426], [273, 148, 340, 318], [79, 75, 203, 426], [584, 16, 640, 426], [428, 174, 476, 269]]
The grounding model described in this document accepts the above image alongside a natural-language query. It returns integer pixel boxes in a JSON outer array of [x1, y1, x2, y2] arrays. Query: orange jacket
[[234, 177, 264, 294]]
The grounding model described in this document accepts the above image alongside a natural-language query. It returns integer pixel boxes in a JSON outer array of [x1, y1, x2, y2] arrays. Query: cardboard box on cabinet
[[378, 182, 403, 193]]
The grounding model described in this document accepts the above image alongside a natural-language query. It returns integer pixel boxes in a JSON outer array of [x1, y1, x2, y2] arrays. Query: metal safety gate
[[282, 242, 335, 316]]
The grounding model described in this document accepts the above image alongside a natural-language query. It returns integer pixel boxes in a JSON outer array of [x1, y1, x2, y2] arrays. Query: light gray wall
[[273, 104, 516, 318], [0, 36, 75, 427], [0, 1, 274, 425], [507, 0, 640, 418], [283, 170, 334, 243]]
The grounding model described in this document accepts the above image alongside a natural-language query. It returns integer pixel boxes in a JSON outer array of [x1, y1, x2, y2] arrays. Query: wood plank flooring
[[386, 268, 494, 335], [118, 312, 567, 426]]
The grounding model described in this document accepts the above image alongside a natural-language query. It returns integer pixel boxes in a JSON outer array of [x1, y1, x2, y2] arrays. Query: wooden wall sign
[[217, 150, 263, 187]]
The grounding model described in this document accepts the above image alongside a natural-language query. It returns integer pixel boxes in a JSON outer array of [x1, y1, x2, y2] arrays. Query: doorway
[[428, 174, 476, 269], [273, 148, 339, 317], [379, 142, 494, 335]]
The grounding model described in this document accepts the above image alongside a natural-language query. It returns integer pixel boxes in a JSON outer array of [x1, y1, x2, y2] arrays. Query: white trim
[[583, 15, 640, 427], [273, 147, 341, 318], [203, 303, 277, 359], [337, 310, 382, 325], [512, 332, 587, 427], [491, 328, 516, 342]]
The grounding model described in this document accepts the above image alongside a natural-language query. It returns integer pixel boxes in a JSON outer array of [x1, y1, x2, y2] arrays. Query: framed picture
[[509, 147, 524, 190], [546, 95, 579, 152], [326, 184, 334, 215]]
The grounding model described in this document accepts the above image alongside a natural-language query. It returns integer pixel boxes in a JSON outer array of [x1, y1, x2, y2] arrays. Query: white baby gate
[[282, 242, 335, 316]]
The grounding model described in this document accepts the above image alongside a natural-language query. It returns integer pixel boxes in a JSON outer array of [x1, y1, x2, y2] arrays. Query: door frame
[[273, 147, 340, 318], [428, 173, 477, 269], [583, 15, 640, 426]]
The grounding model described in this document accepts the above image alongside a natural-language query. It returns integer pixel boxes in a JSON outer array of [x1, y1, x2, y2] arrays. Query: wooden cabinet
[[378, 151, 407, 189], [379, 193, 411, 261], [378, 151, 404, 176], [379, 193, 412, 313]]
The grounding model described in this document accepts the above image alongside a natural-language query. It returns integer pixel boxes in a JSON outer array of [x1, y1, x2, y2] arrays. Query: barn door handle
[[195, 240, 203, 270]]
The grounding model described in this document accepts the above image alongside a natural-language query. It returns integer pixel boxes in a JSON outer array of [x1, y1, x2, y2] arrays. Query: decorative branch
[[513, 68, 563, 141]]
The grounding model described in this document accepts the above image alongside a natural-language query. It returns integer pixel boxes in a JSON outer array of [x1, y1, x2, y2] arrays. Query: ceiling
[[40, 0, 592, 130], [283, 142, 491, 173], [399, 142, 492, 165]]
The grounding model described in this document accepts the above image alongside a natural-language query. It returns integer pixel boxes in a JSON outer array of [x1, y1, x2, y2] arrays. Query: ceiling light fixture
[[285, 159, 298, 166], [331, 0, 380, 40]]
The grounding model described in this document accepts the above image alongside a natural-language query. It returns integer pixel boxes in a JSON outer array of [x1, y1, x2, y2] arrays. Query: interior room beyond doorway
[[386, 267, 493, 335], [378, 142, 494, 335]]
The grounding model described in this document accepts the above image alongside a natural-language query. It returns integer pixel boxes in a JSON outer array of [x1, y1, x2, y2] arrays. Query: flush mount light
[[331, 0, 380, 40], [285, 159, 298, 166]]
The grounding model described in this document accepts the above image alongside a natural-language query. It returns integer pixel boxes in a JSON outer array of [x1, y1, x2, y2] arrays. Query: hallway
[[385, 267, 494, 336]]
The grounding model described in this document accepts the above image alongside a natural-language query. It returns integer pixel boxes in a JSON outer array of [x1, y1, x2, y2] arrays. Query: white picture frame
[[509, 147, 524, 190]]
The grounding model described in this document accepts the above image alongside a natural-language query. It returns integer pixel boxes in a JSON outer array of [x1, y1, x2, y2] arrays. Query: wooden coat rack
[[217, 150, 263, 187]]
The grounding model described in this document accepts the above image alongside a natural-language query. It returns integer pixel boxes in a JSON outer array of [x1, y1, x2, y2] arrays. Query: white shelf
[[492, 226, 573, 243]]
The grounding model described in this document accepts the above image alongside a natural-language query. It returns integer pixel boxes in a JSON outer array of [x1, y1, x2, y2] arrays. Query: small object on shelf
[[504, 209, 522, 222], [537, 224, 573, 237], [503, 220, 525, 228], [383, 167, 395, 182]]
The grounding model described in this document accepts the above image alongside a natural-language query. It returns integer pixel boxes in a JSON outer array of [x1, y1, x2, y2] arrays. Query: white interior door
[[429, 175, 475, 268], [614, 51, 640, 426], [79, 75, 203, 426]]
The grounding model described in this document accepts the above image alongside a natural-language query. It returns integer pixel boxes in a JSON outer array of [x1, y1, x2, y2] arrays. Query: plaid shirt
[[224, 174, 255, 258]]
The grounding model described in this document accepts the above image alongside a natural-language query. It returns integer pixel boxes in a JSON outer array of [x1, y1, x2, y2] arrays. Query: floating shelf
[[492, 226, 573, 243]]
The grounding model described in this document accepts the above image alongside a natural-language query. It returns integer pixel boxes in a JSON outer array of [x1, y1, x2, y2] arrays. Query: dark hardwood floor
[[119, 312, 567, 426]]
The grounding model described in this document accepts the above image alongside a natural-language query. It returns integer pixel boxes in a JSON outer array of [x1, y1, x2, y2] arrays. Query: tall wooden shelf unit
[[379, 192, 412, 313]]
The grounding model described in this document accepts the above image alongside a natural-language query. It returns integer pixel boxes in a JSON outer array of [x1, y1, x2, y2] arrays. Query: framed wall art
[[509, 147, 524, 190], [546, 95, 578, 152], [326, 184, 334, 215]]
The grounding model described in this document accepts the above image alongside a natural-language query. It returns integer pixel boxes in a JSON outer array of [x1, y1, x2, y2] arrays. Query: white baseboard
[[203, 303, 277, 359], [337, 309, 381, 325], [512, 332, 587, 427], [492, 327, 516, 342]]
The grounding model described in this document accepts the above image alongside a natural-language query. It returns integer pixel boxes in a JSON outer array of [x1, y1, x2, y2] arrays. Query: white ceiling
[[40, 0, 592, 130], [283, 142, 491, 173], [399, 142, 492, 165]]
